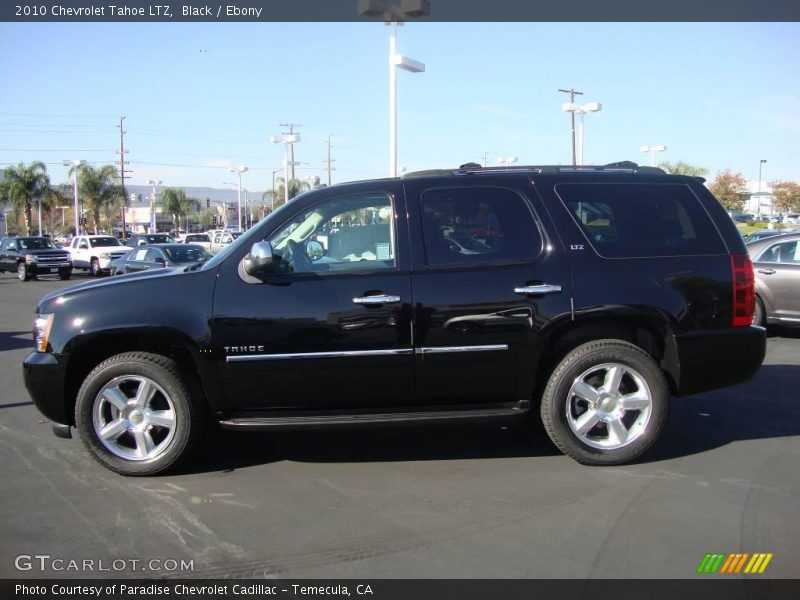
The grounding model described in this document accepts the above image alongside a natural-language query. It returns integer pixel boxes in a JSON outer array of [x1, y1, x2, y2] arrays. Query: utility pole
[[482, 151, 490, 167], [558, 88, 583, 166], [279, 123, 302, 180], [116, 116, 132, 237], [324, 135, 336, 186]]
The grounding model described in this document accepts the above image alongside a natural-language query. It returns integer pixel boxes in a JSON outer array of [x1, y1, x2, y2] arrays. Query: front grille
[[36, 254, 71, 266]]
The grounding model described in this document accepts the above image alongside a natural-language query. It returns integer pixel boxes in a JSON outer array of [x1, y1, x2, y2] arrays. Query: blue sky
[[1, 22, 798, 193]]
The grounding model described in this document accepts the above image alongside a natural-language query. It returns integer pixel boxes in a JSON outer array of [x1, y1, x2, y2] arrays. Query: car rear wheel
[[75, 352, 203, 476], [540, 340, 669, 466], [753, 296, 765, 327], [17, 262, 30, 281]]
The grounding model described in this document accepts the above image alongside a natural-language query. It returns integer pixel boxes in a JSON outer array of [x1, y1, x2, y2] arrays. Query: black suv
[[0, 236, 72, 281], [23, 163, 765, 475]]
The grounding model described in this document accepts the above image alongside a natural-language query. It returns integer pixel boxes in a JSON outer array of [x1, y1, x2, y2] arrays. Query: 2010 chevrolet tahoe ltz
[[23, 162, 766, 475]]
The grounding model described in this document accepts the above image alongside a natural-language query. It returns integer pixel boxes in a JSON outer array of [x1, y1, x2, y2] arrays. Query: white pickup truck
[[68, 235, 133, 276]]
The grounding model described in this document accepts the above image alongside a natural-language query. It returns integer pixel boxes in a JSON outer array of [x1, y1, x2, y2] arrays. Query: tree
[[771, 181, 800, 214], [658, 161, 708, 178], [162, 188, 199, 231], [0, 161, 52, 235], [68, 164, 123, 234], [267, 177, 311, 210], [708, 169, 748, 212]]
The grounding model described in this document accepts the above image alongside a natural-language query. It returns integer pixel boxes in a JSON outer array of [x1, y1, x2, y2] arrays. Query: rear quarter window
[[555, 183, 726, 258]]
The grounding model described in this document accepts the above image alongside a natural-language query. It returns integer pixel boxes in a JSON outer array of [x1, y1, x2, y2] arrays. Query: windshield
[[89, 237, 121, 247], [164, 245, 212, 263], [144, 234, 175, 243], [18, 237, 56, 250]]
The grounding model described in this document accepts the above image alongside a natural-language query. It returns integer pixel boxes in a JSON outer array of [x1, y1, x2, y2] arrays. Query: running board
[[218, 400, 530, 431]]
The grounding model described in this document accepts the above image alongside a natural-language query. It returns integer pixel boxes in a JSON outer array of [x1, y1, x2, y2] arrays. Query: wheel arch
[[62, 328, 217, 426], [533, 313, 679, 400]]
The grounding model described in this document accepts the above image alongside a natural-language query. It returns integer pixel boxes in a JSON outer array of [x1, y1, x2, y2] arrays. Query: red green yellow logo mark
[[697, 553, 773, 574]]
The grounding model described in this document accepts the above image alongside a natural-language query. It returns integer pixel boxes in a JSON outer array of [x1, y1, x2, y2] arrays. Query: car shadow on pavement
[[179, 365, 800, 475], [183, 418, 560, 475], [0, 331, 34, 352], [644, 363, 800, 463]]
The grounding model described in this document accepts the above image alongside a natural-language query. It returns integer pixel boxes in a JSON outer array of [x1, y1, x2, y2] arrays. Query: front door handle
[[353, 294, 401, 305], [757, 268, 776, 275], [514, 284, 562, 295]]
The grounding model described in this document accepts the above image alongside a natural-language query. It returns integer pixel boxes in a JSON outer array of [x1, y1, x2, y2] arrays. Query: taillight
[[731, 254, 755, 327]]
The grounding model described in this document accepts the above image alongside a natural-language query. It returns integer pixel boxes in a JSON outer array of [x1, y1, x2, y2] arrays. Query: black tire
[[753, 296, 765, 327], [17, 262, 30, 281], [540, 339, 669, 466], [59, 268, 72, 281], [75, 352, 203, 476], [90, 258, 102, 277]]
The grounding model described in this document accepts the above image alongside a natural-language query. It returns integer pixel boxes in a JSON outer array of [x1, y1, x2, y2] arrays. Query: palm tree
[[161, 188, 199, 231], [0, 162, 52, 235], [269, 177, 311, 210], [68, 164, 123, 234]]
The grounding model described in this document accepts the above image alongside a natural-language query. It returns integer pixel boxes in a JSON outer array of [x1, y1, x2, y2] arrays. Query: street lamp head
[[583, 102, 602, 112], [63, 159, 86, 167], [399, 0, 431, 17], [562, 103, 579, 113], [147, 180, 162, 186], [760, 159, 767, 164], [394, 54, 425, 73]]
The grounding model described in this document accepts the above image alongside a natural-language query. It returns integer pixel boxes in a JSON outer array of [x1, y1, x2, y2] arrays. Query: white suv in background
[[69, 235, 133, 276]]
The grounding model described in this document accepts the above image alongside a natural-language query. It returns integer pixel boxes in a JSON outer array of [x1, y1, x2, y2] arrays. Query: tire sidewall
[[90, 259, 100, 277], [17, 262, 28, 281], [542, 341, 669, 466], [75, 354, 196, 476]]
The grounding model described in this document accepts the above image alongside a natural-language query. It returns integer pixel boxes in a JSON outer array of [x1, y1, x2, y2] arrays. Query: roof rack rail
[[402, 161, 666, 178]]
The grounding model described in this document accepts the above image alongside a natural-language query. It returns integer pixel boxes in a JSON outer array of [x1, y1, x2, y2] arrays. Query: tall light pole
[[359, 0, 429, 178], [569, 102, 602, 166], [271, 133, 300, 202], [559, 88, 584, 166], [63, 159, 86, 236], [757, 159, 767, 217], [147, 180, 162, 233], [229, 166, 248, 230], [640, 145, 666, 167]]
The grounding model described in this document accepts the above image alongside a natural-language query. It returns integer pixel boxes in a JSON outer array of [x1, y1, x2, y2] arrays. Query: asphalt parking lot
[[1, 271, 798, 579]]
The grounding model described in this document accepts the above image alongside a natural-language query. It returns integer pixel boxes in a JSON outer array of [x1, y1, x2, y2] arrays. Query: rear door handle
[[757, 268, 776, 275], [514, 284, 562, 295], [353, 294, 401, 305]]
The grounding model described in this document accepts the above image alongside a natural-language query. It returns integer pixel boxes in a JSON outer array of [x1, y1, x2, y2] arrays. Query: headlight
[[33, 314, 54, 352], [25, 254, 38, 264], [100, 252, 111, 259]]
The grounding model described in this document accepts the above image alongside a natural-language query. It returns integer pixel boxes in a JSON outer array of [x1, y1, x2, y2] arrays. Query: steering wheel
[[286, 240, 312, 273]]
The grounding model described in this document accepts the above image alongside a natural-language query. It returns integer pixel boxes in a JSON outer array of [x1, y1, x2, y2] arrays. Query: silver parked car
[[746, 232, 800, 327]]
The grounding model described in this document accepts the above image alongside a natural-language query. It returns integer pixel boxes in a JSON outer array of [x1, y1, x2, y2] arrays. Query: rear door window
[[420, 186, 542, 266], [555, 183, 726, 258]]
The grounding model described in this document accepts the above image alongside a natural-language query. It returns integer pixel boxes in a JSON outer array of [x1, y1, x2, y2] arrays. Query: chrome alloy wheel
[[92, 375, 177, 461], [565, 362, 653, 450]]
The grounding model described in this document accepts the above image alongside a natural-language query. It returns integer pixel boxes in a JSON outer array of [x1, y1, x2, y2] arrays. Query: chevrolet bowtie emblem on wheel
[[696, 553, 773, 574]]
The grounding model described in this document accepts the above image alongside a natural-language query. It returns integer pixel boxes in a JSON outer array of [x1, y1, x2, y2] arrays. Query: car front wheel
[[17, 262, 31, 281], [75, 352, 203, 476], [540, 340, 669, 466], [90, 258, 102, 277]]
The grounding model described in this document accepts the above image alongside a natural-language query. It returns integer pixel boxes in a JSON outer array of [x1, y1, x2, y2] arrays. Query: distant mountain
[[124, 185, 260, 208]]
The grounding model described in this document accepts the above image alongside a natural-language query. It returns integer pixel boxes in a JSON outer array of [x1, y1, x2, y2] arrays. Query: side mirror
[[306, 240, 324, 261], [155, 258, 166, 267], [244, 241, 274, 277]]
